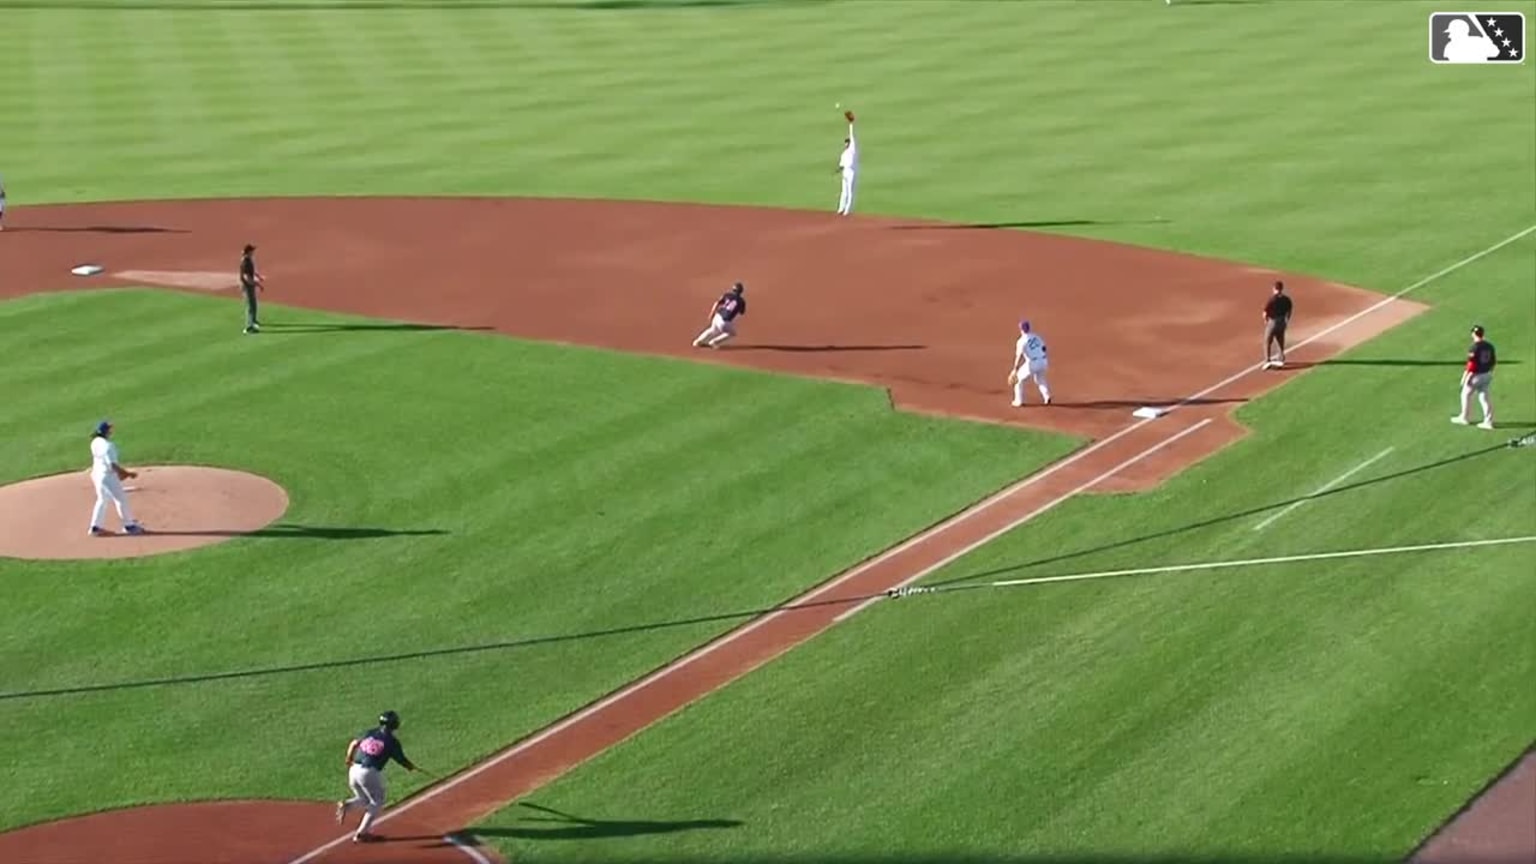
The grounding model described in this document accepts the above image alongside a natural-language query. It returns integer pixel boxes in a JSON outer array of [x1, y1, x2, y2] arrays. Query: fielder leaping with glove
[[835, 109, 859, 216]]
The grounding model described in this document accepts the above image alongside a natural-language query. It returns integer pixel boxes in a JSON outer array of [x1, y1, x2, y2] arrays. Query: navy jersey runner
[[352, 728, 410, 771], [716, 290, 746, 322]]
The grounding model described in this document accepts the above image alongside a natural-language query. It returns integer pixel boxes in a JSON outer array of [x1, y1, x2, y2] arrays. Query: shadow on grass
[[431, 802, 743, 842], [1317, 359, 1523, 368], [131, 522, 449, 540], [931, 442, 1514, 588], [1049, 397, 1246, 409], [6, 225, 188, 234], [258, 321, 494, 334], [890, 218, 1171, 231], [2, 444, 1517, 704], [730, 343, 926, 353]]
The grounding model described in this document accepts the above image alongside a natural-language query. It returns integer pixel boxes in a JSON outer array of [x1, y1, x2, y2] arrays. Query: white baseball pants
[[1013, 362, 1051, 404], [693, 314, 737, 347], [90, 472, 137, 530], [838, 171, 857, 215], [342, 764, 387, 836]]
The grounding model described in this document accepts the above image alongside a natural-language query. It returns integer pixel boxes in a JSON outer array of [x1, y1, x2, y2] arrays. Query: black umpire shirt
[[1264, 293, 1293, 325], [240, 254, 257, 292]]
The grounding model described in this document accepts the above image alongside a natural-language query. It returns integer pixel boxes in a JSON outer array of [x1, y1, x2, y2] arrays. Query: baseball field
[[1, 0, 1533, 862]]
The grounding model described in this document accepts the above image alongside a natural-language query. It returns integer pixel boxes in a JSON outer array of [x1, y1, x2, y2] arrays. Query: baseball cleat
[[353, 833, 382, 844], [1011, 400, 1024, 408], [89, 526, 108, 536], [1478, 420, 1495, 430], [1451, 416, 1470, 425], [123, 523, 146, 535]]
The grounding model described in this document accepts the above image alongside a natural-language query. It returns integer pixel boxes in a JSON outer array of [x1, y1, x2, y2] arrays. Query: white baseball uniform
[[837, 123, 859, 215], [89, 436, 139, 532], [1012, 330, 1052, 406]]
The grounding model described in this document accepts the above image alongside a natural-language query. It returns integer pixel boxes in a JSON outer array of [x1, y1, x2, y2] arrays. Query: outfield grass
[[0, 289, 1074, 830], [1, 0, 1533, 858]]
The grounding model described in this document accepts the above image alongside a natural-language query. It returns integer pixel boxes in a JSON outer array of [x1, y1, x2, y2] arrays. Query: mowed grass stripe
[[0, 278, 1070, 830]]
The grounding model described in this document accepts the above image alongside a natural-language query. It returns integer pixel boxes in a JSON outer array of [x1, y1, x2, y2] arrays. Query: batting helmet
[[379, 710, 401, 730]]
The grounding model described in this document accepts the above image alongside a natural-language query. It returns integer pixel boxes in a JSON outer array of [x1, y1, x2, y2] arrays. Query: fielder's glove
[[845, 110, 856, 123], [1007, 370, 1019, 386]]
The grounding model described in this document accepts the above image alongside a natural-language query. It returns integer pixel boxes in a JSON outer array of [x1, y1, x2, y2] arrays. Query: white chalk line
[[278, 416, 1179, 864], [444, 834, 495, 864], [281, 224, 1536, 864], [1154, 223, 1536, 418], [896, 536, 1536, 596], [1252, 446, 1396, 532], [833, 418, 1214, 622]]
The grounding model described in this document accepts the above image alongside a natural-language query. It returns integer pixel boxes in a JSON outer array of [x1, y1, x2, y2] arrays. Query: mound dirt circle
[[0, 800, 504, 864], [0, 466, 289, 560]]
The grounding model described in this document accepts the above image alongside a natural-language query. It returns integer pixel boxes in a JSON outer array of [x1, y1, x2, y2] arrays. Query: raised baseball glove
[[844, 110, 856, 123]]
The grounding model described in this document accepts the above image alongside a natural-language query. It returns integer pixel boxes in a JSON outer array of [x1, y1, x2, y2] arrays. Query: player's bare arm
[[343, 740, 359, 768]]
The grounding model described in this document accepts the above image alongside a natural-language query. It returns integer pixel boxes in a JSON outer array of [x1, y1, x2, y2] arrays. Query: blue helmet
[[1019, 320, 1031, 333]]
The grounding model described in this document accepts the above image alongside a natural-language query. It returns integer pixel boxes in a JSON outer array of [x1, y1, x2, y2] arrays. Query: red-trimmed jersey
[[1466, 340, 1496, 374]]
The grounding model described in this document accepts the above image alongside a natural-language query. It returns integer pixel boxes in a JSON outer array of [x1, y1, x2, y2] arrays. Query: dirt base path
[[0, 198, 1464, 864]]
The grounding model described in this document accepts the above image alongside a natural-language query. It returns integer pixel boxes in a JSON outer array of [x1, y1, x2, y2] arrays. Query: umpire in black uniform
[[1262, 280, 1293, 369], [240, 243, 264, 334]]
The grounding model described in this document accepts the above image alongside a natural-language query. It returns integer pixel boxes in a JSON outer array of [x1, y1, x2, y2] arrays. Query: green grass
[[1, 0, 1534, 859], [483, 249, 1536, 861], [0, 289, 1073, 830]]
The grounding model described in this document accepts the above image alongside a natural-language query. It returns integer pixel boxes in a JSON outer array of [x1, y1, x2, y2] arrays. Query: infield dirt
[[4, 198, 1510, 864]]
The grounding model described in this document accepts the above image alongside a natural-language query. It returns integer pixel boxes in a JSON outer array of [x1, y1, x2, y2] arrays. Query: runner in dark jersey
[[336, 710, 419, 843], [1453, 325, 1497, 429]]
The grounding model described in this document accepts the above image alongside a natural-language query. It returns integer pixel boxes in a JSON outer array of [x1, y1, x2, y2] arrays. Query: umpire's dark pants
[[242, 286, 259, 329]]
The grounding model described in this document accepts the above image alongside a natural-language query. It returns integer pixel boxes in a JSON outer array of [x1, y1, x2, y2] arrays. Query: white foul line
[[1155, 223, 1536, 418], [280, 224, 1536, 864], [278, 415, 1178, 864], [833, 418, 1214, 622], [444, 835, 494, 864], [1252, 446, 1396, 532], [893, 536, 1536, 596]]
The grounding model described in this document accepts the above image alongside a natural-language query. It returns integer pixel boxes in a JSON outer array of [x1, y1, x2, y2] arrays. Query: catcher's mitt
[[844, 110, 856, 123]]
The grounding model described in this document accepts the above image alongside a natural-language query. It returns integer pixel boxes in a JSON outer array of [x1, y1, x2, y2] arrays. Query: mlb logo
[[1429, 12, 1525, 63]]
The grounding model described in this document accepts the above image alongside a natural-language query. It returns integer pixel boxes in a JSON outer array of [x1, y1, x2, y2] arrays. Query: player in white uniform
[[835, 111, 859, 216], [88, 421, 144, 536], [0, 174, 8, 231], [1009, 320, 1052, 407]]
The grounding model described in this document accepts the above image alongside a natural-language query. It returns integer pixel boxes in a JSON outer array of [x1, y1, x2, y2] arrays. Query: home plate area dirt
[[2, 198, 1525, 864]]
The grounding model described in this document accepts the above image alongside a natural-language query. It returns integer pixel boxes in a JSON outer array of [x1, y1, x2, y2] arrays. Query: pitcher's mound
[[0, 466, 289, 560]]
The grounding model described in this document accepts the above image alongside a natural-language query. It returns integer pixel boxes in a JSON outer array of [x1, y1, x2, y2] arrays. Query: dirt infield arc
[[3, 197, 1515, 863]]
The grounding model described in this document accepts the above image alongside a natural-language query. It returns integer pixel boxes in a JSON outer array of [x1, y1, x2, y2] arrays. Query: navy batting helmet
[[379, 710, 401, 730]]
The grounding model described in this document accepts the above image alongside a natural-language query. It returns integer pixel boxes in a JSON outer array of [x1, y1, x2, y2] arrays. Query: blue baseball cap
[[94, 420, 112, 435]]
